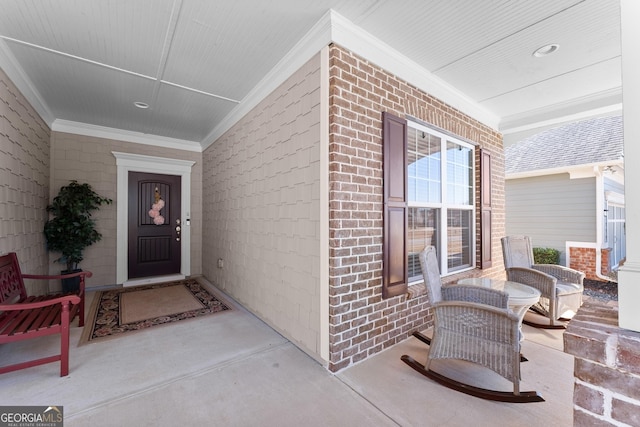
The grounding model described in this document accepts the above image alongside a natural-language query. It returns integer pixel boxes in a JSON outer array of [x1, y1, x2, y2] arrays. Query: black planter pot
[[61, 269, 82, 293]]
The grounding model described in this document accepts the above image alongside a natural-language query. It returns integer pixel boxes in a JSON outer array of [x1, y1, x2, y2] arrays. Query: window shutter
[[382, 112, 408, 298], [480, 149, 492, 269]]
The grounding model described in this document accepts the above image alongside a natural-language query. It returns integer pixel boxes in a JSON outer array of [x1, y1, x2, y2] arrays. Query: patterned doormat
[[79, 279, 230, 345]]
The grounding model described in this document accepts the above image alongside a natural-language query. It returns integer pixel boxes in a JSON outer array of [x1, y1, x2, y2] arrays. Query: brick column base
[[564, 302, 640, 426]]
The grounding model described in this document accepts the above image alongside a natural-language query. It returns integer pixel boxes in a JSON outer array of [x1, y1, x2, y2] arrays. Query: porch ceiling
[[0, 0, 621, 149]]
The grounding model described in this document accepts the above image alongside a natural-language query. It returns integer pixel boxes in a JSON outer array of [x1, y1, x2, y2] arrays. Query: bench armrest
[[21, 270, 92, 296]]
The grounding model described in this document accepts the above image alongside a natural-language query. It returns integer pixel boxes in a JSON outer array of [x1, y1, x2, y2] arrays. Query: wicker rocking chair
[[501, 235, 585, 329], [401, 246, 544, 403]]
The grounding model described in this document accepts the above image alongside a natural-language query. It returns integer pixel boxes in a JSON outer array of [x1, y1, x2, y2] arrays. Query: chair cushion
[[556, 281, 583, 296]]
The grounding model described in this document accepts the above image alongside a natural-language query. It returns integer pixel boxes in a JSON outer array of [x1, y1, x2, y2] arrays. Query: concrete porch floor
[[0, 280, 577, 426]]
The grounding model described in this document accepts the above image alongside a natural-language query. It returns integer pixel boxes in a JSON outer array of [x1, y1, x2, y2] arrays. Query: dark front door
[[128, 172, 181, 279]]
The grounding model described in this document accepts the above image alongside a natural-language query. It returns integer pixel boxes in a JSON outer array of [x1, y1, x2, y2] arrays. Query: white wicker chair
[[501, 235, 585, 328], [401, 246, 543, 402]]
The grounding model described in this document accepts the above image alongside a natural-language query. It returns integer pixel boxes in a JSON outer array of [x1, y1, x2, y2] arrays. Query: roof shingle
[[505, 115, 623, 175]]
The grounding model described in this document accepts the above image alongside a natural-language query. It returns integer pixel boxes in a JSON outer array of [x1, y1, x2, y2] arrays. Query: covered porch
[[0, 279, 591, 426], [1, 2, 639, 425]]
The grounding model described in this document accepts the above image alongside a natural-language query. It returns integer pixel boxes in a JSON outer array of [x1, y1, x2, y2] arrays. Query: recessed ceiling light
[[533, 44, 560, 57], [134, 101, 149, 109]]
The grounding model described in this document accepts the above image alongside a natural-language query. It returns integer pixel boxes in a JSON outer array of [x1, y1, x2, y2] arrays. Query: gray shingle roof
[[505, 115, 624, 175]]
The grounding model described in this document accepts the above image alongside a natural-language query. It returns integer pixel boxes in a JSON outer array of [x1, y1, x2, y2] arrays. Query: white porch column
[[618, 0, 640, 331]]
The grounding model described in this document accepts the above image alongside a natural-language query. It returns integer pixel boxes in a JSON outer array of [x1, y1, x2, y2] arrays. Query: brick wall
[[602, 248, 611, 276], [570, 246, 611, 280], [0, 68, 51, 295], [51, 132, 203, 288], [565, 302, 640, 426], [201, 55, 322, 357], [328, 45, 504, 371]]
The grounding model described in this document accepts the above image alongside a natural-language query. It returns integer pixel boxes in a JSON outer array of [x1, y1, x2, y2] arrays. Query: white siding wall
[[506, 173, 596, 264], [201, 55, 322, 360]]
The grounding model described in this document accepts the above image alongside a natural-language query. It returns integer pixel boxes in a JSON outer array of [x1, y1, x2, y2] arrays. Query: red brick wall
[[327, 45, 504, 371], [570, 247, 597, 280], [601, 248, 611, 276], [570, 246, 611, 280]]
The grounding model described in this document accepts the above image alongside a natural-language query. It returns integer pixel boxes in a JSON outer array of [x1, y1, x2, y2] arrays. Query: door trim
[[113, 152, 195, 285]]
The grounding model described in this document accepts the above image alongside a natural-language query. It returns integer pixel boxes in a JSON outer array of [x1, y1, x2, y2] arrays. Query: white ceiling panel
[[148, 83, 238, 142], [4, 40, 157, 130], [350, 0, 585, 71], [481, 58, 621, 117], [0, 0, 623, 147], [162, 0, 374, 100], [0, 0, 174, 77], [434, 0, 621, 101], [162, 1, 309, 100]]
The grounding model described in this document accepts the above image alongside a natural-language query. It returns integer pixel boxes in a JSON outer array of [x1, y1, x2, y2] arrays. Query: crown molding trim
[[52, 119, 202, 152]]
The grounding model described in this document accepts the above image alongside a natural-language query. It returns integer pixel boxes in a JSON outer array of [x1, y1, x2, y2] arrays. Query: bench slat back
[[0, 253, 28, 304]]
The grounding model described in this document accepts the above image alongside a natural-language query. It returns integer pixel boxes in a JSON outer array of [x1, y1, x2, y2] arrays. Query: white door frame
[[112, 152, 195, 285]]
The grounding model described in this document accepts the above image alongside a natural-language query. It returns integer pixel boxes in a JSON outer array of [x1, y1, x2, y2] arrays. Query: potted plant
[[44, 180, 112, 292]]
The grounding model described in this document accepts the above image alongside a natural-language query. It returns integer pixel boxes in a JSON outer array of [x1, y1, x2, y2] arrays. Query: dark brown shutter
[[480, 149, 492, 269], [382, 112, 408, 298]]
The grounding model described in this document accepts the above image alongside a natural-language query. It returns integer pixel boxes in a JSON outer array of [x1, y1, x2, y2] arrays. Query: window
[[382, 112, 482, 298], [406, 122, 475, 280]]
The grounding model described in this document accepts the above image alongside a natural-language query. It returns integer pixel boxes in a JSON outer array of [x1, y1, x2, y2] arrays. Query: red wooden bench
[[0, 252, 91, 376]]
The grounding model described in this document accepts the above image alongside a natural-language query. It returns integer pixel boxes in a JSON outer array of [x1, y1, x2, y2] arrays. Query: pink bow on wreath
[[148, 187, 165, 225]]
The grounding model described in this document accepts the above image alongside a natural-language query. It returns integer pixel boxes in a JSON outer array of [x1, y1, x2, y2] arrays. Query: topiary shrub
[[533, 247, 560, 265]]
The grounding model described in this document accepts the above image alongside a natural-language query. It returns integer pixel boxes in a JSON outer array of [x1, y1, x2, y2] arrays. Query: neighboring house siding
[[506, 174, 596, 263], [0, 68, 51, 295], [50, 132, 203, 288], [328, 45, 504, 371], [202, 55, 322, 358]]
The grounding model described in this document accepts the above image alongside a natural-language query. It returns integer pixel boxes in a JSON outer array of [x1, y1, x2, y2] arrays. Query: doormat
[[79, 279, 230, 345]]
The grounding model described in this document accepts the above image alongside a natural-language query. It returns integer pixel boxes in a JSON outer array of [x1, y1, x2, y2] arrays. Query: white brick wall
[[202, 54, 322, 357], [0, 68, 51, 295]]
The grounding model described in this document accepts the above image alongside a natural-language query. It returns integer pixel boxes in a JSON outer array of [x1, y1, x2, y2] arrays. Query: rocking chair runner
[[501, 235, 585, 329], [401, 246, 544, 403]]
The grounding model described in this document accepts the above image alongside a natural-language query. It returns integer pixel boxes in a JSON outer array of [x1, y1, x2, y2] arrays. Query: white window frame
[[604, 191, 626, 267], [407, 120, 476, 279]]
